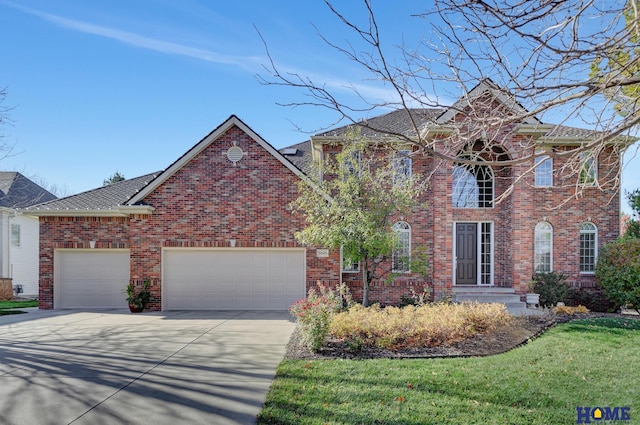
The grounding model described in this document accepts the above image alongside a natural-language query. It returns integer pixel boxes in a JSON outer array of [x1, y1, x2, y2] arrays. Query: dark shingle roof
[[25, 172, 160, 212], [318, 108, 602, 141], [0, 172, 57, 208], [316, 109, 443, 139], [279, 140, 313, 175], [282, 108, 602, 177], [542, 125, 601, 139]]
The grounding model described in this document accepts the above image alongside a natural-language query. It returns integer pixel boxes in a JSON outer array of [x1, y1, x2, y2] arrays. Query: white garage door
[[163, 249, 305, 310], [55, 250, 130, 309]]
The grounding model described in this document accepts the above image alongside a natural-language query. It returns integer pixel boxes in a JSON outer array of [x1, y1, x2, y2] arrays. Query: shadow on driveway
[[0, 310, 295, 425]]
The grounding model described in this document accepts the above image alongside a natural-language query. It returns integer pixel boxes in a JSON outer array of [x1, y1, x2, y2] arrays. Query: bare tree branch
[[257, 0, 639, 205]]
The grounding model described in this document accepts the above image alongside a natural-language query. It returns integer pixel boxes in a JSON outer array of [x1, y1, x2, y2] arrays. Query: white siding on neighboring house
[[0, 210, 40, 297]]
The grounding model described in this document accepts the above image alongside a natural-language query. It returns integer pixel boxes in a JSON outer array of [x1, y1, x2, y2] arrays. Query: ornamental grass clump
[[553, 305, 589, 316], [290, 283, 352, 351], [329, 302, 511, 350]]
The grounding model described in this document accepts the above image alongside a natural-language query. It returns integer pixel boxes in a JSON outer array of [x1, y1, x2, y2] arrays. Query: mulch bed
[[284, 312, 632, 360]]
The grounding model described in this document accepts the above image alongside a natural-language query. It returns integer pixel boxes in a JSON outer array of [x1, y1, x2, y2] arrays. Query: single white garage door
[[54, 250, 130, 309], [163, 249, 305, 310]]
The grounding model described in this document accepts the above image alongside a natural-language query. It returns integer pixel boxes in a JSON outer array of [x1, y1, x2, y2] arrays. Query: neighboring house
[[0, 172, 57, 297], [26, 82, 623, 310]]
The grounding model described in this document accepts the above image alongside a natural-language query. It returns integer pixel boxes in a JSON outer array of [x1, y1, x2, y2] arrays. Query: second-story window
[[452, 156, 493, 208], [393, 149, 412, 185], [535, 156, 553, 187], [578, 151, 597, 186]]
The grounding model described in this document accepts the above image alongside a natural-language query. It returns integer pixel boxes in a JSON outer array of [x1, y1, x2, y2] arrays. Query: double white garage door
[[54, 249, 306, 310]]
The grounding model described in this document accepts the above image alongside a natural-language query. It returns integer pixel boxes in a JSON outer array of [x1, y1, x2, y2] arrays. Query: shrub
[[596, 238, 640, 313], [567, 287, 615, 313], [290, 283, 352, 351], [398, 286, 432, 307], [125, 280, 151, 310], [553, 305, 589, 316], [329, 302, 511, 349], [530, 272, 569, 307]]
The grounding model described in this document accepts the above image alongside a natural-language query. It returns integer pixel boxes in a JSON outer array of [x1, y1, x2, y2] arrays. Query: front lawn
[[0, 300, 38, 315], [258, 317, 640, 424], [0, 300, 38, 309]]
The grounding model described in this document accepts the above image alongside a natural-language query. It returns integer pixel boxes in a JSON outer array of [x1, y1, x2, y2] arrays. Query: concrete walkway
[[0, 309, 296, 425]]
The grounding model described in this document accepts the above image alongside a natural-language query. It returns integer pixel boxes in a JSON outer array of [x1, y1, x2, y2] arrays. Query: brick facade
[[35, 111, 621, 310], [38, 121, 340, 310], [319, 128, 620, 306]]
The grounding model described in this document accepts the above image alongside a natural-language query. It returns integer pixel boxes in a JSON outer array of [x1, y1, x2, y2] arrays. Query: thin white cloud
[[2, 1, 443, 107], [3, 1, 262, 69]]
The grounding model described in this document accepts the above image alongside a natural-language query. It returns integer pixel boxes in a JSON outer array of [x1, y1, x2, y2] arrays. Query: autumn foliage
[[329, 302, 511, 350]]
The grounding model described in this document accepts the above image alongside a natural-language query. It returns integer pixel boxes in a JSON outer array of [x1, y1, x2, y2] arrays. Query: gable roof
[[127, 115, 310, 205], [282, 102, 603, 178], [23, 172, 160, 215], [308, 80, 609, 149], [435, 79, 541, 125], [0, 172, 57, 208], [26, 115, 316, 217]]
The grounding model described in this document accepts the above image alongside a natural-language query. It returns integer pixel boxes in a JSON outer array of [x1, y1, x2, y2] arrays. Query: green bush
[[567, 287, 615, 312], [530, 272, 569, 308], [596, 238, 640, 312]]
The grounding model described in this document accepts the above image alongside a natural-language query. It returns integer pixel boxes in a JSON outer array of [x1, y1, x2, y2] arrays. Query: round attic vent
[[226, 144, 245, 164]]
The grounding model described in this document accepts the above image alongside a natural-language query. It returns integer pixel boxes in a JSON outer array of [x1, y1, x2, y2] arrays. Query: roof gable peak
[[436, 79, 540, 125], [127, 115, 307, 205]]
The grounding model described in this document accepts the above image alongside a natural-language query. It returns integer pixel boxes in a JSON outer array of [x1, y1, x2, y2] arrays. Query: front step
[[452, 286, 527, 311]]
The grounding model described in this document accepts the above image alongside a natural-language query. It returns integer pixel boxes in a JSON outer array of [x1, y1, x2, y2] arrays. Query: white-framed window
[[392, 221, 411, 273], [342, 150, 361, 179], [535, 156, 553, 187], [534, 222, 553, 272], [10, 224, 20, 247], [580, 222, 598, 274], [341, 247, 360, 273], [452, 156, 493, 208], [393, 149, 412, 185], [579, 152, 597, 186]]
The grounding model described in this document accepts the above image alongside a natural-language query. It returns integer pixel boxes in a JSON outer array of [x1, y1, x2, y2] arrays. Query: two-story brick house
[[26, 82, 621, 310]]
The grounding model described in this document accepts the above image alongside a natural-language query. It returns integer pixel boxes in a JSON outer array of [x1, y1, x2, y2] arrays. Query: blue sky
[[0, 0, 638, 212]]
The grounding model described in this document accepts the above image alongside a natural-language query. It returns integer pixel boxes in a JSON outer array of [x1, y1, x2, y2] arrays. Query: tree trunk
[[362, 262, 369, 307]]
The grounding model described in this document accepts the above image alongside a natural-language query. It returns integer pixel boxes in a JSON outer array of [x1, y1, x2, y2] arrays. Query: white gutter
[[19, 205, 156, 217]]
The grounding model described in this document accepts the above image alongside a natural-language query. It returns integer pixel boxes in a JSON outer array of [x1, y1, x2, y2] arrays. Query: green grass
[[0, 300, 38, 310], [258, 318, 640, 425]]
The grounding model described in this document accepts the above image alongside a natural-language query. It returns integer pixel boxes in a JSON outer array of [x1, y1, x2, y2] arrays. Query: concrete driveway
[[0, 309, 296, 425]]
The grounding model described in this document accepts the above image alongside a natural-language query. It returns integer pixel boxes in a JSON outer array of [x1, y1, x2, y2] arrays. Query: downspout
[[6, 210, 16, 280], [2, 209, 9, 279]]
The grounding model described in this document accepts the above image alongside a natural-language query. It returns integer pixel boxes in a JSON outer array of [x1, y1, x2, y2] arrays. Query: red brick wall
[[37, 123, 621, 310], [38, 216, 130, 309], [321, 130, 620, 304], [133, 125, 339, 309], [38, 125, 339, 310], [510, 145, 620, 293]]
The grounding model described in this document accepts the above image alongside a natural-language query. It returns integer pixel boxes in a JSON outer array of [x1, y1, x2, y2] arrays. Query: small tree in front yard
[[291, 131, 425, 306], [596, 238, 640, 313]]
